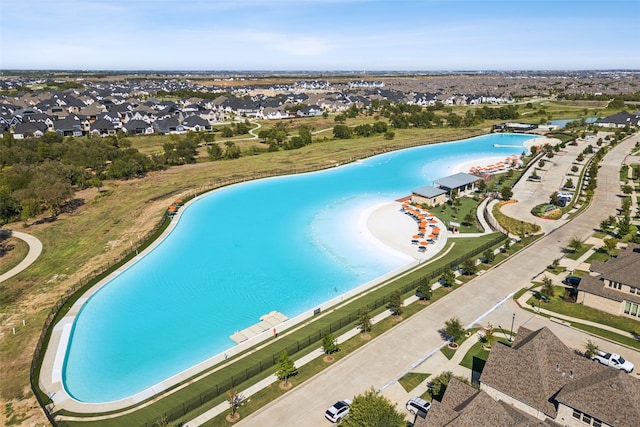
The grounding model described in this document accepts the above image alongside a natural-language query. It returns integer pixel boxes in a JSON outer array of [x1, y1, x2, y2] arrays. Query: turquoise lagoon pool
[[63, 133, 537, 402]]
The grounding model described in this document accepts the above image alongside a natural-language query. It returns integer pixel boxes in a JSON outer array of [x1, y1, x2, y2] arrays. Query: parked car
[[592, 351, 634, 373], [562, 275, 581, 286], [325, 399, 352, 423], [406, 396, 431, 417]]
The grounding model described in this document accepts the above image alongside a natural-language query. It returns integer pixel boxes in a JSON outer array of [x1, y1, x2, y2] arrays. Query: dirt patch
[[279, 381, 293, 391]]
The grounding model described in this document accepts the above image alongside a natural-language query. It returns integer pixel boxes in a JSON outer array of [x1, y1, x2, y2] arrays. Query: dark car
[[563, 276, 581, 286]]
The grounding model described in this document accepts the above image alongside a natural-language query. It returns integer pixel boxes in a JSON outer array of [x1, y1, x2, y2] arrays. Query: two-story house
[[577, 243, 640, 319]]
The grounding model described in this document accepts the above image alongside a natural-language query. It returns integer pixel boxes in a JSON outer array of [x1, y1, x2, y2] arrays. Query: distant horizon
[[2, 68, 639, 74], [1, 0, 638, 71]]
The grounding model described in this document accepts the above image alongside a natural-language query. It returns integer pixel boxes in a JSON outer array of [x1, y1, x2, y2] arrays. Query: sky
[[1, 0, 639, 71]]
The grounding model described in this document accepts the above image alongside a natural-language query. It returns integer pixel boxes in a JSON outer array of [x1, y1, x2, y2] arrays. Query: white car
[[325, 399, 352, 423], [592, 351, 634, 373], [406, 396, 431, 417]]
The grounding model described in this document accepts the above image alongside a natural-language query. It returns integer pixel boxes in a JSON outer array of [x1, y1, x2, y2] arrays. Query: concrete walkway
[[0, 229, 43, 283]]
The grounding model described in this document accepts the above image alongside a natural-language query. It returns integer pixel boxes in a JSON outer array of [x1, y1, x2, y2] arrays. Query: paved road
[[237, 133, 639, 427], [0, 229, 43, 283]]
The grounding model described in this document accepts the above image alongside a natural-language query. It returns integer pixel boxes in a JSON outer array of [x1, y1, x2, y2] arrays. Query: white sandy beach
[[364, 201, 449, 261]]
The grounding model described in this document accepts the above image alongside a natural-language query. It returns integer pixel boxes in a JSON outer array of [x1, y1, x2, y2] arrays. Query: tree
[[540, 275, 555, 299], [618, 214, 631, 236], [463, 211, 475, 227], [339, 388, 405, 427], [275, 351, 297, 385], [383, 131, 395, 140], [333, 124, 352, 139], [444, 317, 465, 344], [571, 165, 579, 173], [538, 159, 546, 169], [603, 237, 618, 256], [483, 323, 496, 347], [483, 248, 495, 264], [321, 332, 339, 355], [500, 185, 513, 201], [584, 339, 599, 358], [567, 236, 583, 253], [576, 153, 585, 162], [207, 143, 223, 160], [461, 257, 477, 275], [227, 389, 244, 417], [224, 141, 241, 159], [622, 185, 633, 195], [550, 191, 560, 206], [357, 308, 372, 334], [440, 268, 456, 287], [564, 178, 574, 189], [387, 289, 403, 316], [416, 277, 432, 301], [428, 371, 470, 402]]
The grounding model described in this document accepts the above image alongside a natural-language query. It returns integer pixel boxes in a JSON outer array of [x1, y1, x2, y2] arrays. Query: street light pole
[[509, 313, 515, 342]]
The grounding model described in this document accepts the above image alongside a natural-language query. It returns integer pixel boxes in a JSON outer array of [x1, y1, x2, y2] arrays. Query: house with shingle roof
[[577, 243, 640, 319], [417, 378, 553, 427], [479, 326, 640, 427]]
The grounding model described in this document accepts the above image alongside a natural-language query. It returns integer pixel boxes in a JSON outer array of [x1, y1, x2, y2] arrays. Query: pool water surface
[[62, 133, 537, 402]]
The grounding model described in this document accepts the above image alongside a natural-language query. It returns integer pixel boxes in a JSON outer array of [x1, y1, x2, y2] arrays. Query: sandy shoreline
[[361, 138, 550, 259]]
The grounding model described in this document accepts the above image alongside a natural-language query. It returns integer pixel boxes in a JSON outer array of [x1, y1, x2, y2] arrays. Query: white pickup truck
[[591, 351, 634, 373]]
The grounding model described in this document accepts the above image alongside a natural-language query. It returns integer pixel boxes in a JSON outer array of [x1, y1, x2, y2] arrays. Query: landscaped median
[[49, 233, 509, 427]]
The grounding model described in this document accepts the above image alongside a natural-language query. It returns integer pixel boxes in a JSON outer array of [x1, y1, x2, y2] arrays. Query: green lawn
[[526, 287, 640, 337], [440, 328, 479, 360], [564, 244, 593, 260], [459, 335, 512, 370], [430, 197, 483, 233], [398, 372, 431, 393], [585, 247, 614, 263]]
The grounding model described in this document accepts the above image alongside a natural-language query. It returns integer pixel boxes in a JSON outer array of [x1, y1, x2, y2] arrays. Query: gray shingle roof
[[419, 378, 553, 427], [480, 326, 605, 418], [555, 368, 640, 427], [590, 243, 640, 287], [433, 172, 480, 189]]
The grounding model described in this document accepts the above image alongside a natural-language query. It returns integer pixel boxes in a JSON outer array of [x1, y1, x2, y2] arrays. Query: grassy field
[[0, 236, 29, 276]]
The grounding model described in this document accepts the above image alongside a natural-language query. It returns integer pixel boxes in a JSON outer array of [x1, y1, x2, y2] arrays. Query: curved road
[[237, 133, 639, 427], [0, 230, 43, 283]]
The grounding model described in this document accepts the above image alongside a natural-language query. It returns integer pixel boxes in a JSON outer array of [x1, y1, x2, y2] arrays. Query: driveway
[[236, 133, 640, 427]]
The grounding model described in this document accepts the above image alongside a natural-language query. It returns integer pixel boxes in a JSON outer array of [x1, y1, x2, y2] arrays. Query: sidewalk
[[0, 229, 43, 283], [514, 286, 636, 341]]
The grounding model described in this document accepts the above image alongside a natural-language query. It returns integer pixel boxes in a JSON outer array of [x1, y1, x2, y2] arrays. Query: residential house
[[433, 172, 482, 197], [154, 116, 185, 134], [296, 105, 323, 117], [90, 118, 117, 136], [182, 115, 212, 132], [123, 119, 154, 135], [480, 326, 640, 427], [417, 378, 553, 427], [576, 243, 640, 319], [12, 121, 48, 139], [53, 116, 89, 136]]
